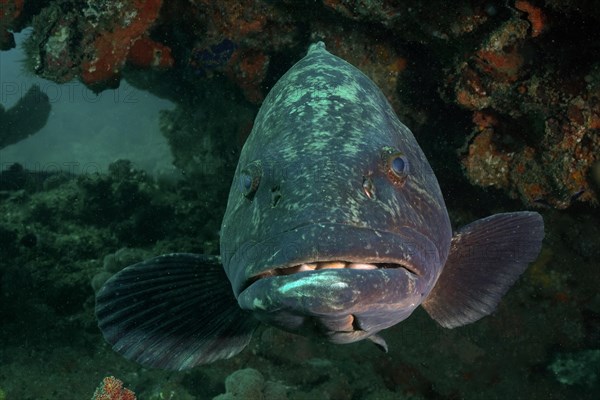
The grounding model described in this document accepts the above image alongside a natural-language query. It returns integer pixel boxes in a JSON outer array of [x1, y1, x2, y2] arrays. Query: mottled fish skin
[[220, 42, 452, 342]]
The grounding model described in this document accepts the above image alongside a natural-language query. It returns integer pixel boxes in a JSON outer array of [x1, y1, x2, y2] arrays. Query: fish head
[[220, 42, 452, 343]]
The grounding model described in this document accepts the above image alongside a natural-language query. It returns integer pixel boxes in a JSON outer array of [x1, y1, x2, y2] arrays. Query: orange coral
[[194, 0, 268, 40], [81, 0, 165, 85], [455, 66, 491, 110], [463, 130, 511, 188], [476, 47, 524, 82], [515, 1, 547, 37], [472, 110, 498, 131], [92, 376, 136, 400], [227, 49, 269, 104], [128, 36, 174, 68], [589, 112, 600, 130]]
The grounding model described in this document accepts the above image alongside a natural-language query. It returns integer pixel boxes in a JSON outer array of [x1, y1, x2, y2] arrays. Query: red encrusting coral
[[476, 47, 524, 83], [92, 376, 136, 400], [80, 0, 167, 85], [25, 0, 174, 89], [515, 0, 547, 37], [226, 49, 270, 104], [127, 36, 174, 68]]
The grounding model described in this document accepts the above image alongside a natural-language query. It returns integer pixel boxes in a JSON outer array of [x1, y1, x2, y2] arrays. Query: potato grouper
[[96, 42, 544, 370]]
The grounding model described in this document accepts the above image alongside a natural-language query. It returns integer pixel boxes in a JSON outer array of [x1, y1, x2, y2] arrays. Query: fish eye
[[390, 155, 409, 177], [239, 161, 262, 199], [381, 147, 409, 187]]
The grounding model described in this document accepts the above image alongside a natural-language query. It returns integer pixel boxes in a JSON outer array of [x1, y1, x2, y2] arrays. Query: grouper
[[96, 42, 544, 370]]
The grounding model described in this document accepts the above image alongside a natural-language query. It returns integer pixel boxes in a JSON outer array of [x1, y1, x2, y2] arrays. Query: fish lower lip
[[253, 260, 417, 280]]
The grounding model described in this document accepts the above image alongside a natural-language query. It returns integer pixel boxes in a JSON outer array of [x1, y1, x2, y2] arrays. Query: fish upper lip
[[226, 222, 440, 297], [245, 259, 418, 292]]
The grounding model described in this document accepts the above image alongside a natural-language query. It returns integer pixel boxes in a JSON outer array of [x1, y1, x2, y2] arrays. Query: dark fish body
[[221, 42, 450, 342], [96, 43, 544, 370]]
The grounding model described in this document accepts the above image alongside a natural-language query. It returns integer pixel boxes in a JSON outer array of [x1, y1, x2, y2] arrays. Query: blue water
[[0, 30, 175, 177]]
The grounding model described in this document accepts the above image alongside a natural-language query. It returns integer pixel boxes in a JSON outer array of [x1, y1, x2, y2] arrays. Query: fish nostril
[[271, 185, 282, 207], [362, 176, 376, 200], [351, 314, 361, 331]]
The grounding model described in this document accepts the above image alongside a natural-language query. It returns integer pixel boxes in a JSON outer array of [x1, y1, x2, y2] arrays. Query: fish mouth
[[251, 260, 418, 282], [225, 222, 440, 298], [237, 259, 426, 336]]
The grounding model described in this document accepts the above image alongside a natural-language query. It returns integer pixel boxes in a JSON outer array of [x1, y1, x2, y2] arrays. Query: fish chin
[[237, 266, 424, 340], [228, 223, 439, 343]]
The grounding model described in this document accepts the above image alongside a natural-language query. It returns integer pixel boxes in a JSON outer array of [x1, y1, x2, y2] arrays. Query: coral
[[127, 36, 174, 68], [92, 376, 136, 400], [158, 78, 255, 208], [189, 39, 237, 77], [80, 0, 166, 86], [449, 5, 600, 208], [318, 0, 494, 42], [92, 247, 149, 292], [187, 37, 270, 102], [461, 130, 512, 188], [226, 49, 270, 103], [515, 1, 547, 37], [190, 0, 277, 45], [24, 0, 172, 90], [0, 0, 23, 49], [183, 0, 297, 102]]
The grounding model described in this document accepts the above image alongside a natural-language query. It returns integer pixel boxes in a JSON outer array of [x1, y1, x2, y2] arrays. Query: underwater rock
[[549, 349, 600, 387], [317, 0, 494, 41], [449, 4, 600, 209], [158, 79, 255, 204], [182, 0, 296, 103], [0, 85, 51, 150], [24, 0, 172, 90], [225, 48, 270, 104], [90, 271, 112, 293], [14, 1, 599, 211], [74, 160, 176, 246], [0, 226, 18, 258], [212, 368, 287, 400], [92, 247, 150, 292], [102, 247, 149, 274]]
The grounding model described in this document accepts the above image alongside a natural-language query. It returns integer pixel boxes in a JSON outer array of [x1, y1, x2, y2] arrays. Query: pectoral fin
[[95, 253, 258, 370], [422, 212, 544, 328]]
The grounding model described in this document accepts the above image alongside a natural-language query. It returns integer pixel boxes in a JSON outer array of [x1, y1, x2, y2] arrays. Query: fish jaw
[[226, 222, 441, 341], [238, 267, 422, 343]]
